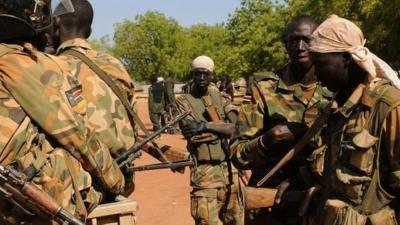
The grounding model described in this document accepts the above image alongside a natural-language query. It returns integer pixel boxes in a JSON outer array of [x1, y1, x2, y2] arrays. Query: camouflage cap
[[0, 0, 52, 40]]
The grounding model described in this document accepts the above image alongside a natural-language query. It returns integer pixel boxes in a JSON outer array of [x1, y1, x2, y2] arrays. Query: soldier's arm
[[176, 95, 196, 125], [384, 105, 400, 193], [230, 98, 268, 170], [0, 57, 125, 194]]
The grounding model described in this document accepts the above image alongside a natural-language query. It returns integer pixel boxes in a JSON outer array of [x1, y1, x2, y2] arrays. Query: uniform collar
[[56, 38, 91, 55], [276, 65, 333, 106], [335, 79, 384, 118]]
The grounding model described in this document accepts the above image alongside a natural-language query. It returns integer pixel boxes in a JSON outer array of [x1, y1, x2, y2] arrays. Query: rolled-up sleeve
[[230, 98, 268, 169]]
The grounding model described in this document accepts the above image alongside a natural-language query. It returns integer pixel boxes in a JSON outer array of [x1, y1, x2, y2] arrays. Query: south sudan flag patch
[[66, 85, 83, 107], [65, 85, 87, 114]]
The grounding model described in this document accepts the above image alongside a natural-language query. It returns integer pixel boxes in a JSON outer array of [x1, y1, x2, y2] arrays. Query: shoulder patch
[[65, 85, 87, 114]]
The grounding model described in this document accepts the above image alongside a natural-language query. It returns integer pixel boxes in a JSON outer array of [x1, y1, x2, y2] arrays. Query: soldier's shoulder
[[253, 71, 279, 82], [251, 71, 280, 93], [373, 80, 400, 106], [0, 44, 27, 60], [176, 93, 191, 102]]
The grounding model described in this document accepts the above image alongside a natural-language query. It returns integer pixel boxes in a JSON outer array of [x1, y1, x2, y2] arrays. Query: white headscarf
[[309, 15, 400, 89]]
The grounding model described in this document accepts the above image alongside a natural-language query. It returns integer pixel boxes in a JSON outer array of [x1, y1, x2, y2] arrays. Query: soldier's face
[[192, 68, 213, 89], [52, 16, 61, 48], [311, 52, 349, 92], [287, 22, 314, 68]]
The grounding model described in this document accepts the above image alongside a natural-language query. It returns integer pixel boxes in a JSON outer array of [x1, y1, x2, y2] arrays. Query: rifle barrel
[[116, 111, 190, 166], [128, 160, 195, 172]]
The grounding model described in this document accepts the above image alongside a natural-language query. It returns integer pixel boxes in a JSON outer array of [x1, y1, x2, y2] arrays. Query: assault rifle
[[116, 111, 191, 167], [127, 159, 195, 172], [0, 164, 84, 225]]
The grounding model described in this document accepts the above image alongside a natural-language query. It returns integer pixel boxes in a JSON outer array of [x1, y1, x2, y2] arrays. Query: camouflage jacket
[[0, 42, 118, 223], [176, 84, 237, 189], [0, 43, 125, 190], [56, 38, 136, 156], [316, 79, 400, 221], [231, 67, 332, 187]]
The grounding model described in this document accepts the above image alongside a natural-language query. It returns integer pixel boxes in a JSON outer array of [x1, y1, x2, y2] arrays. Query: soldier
[[230, 15, 332, 225], [148, 76, 166, 131], [308, 15, 400, 225], [0, 0, 126, 224], [52, 0, 138, 194], [177, 55, 244, 225], [219, 74, 234, 102], [164, 72, 178, 134], [52, 0, 187, 191]]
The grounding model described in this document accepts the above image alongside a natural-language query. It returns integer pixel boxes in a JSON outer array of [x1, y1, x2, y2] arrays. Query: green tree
[[89, 35, 112, 53], [113, 11, 191, 82], [226, 0, 288, 78], [286, 0, 400, 68], [186, 24, 232, 80]]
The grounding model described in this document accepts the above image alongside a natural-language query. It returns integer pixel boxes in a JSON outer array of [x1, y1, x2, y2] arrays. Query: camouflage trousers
[[191, 185, 244, 225]]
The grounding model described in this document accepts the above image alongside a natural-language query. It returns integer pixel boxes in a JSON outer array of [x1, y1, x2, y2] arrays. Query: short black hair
[[58, 0, 93, 35], [287, 15, 319, 34]]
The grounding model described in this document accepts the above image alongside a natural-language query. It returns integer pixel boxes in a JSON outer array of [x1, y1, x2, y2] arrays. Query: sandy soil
[[129, 98, 193, 225]]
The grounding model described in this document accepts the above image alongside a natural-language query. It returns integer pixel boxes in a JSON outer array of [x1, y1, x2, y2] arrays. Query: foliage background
[[90, 0, 400, 82]]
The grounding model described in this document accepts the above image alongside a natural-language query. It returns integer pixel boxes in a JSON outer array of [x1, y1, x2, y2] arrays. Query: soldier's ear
[[85, 27, 92, 39], [342, 52, 352, 67]]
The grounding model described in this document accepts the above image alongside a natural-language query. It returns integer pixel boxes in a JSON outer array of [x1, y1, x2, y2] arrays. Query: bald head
[[285, 15, 319, 68], [287, 15, 319, 35], [55, 0, 93, 40]]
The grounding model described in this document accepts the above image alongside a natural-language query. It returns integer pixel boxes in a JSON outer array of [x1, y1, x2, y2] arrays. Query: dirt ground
[[129, 98, 193, 225]]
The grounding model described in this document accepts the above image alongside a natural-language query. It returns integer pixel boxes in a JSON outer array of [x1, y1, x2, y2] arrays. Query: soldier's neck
[[287, 63, 317, 86], [60, 31, 87, 45], [336, 66, 367, 106], [191, 87, 208, 98]]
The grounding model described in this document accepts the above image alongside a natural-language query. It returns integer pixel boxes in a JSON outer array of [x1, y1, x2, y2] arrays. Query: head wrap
[[156, 77, 164, 83], [309, 15, 400, 89], [192, 55, 215, 72]]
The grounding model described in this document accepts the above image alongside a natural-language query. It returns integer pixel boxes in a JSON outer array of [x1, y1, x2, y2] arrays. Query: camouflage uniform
[[148, 82, 166, 131], [231, 67, 332, 225], [56, 38, 136, 157], [0, 42, 125, 224], [56, 38, 137, 194], [177, 85, 244, 225], [313, 79, 400, 225]]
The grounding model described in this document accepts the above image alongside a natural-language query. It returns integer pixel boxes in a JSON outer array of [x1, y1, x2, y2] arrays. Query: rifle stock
[[0, 165, 84, 225]]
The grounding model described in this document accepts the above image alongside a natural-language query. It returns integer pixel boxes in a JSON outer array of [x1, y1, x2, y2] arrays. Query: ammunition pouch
[[322, 199, 398, 225]]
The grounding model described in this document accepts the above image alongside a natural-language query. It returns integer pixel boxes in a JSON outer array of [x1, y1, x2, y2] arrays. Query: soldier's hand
[[275, 179, 290, 205], [260, 122, 308, 152], [182, 121, 206, 139]]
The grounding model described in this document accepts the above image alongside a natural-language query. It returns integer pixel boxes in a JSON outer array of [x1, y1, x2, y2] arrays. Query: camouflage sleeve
[[0, 54, 125, 194], [384, 105, 400, 191], [221, 92, 240, 116], [0, 83, 28, 164], [176, 94, 196, 123], [230, 97, 269, 169]]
